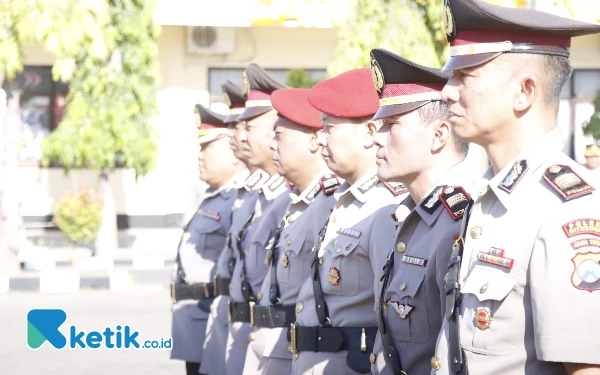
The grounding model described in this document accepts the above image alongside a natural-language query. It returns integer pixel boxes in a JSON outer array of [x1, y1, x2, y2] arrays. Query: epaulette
[[543, 164, 595, 201], [320, 174, 341, 196], [438, 186, 471, 221], [498, 160, 528, 193], [382, 182, 408, 196], [420, 185, 446, 214]]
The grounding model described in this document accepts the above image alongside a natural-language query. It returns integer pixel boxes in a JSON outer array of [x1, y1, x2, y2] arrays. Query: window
[[2, 66, 69, 164]]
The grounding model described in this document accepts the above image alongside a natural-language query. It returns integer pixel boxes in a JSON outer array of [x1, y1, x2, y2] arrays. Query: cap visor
[[224, 113, 241, 123], [441, 52, 502, 72], [237, 106, 273, 121], [373, 101, 431, 121], [198, 133, 229, 145]]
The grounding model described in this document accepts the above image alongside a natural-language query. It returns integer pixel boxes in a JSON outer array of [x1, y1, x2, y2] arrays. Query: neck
[[246, 164, 258, 173], [343, 161, 376, 186], [405, 156, 463, 203], [288, 160, 326, 193]]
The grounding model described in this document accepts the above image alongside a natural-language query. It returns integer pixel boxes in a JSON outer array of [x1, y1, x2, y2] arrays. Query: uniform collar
[[204, 177, 238, 199], [262, 173, 289, 201], [288, 168, 333, 205], [232, 169, 251, 190], [334, 168, 379, 204], [243, 169, 270, 191], [484, 128, 564, 209]]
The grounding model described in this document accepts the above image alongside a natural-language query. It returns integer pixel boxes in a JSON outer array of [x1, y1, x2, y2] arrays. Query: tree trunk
[[93, 168, 118, 259], [0, 89, 23, 275]]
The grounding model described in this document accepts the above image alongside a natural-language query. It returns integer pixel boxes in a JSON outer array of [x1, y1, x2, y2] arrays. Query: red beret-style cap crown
[[272, 88, 322, 129], [307, 68, 379, 119]]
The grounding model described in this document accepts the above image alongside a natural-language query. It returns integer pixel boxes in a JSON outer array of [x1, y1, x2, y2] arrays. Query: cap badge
[[223, 92, 232, 107], [370, 56, 384, 94], [241, 71, 249, 96], [194, 107, 202, 129], [443, 0, 456, 42]]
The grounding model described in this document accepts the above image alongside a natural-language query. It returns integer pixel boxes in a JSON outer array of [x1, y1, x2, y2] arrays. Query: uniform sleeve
[[530, 195, 600, 364]]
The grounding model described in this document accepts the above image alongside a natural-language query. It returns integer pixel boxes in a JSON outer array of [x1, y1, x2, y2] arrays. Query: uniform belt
[[214, 276, 231, 296], [171, 282, 215, 303], [289, 324, 377, 353], [228, 301, 253, 323], [250, 304, 296, 328]]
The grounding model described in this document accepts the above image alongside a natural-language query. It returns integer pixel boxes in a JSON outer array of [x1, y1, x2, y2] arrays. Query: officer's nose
[[239, 128, 248, 142], [373, 130, 386, 148], [316, 131, 327, 147], [269, 137, 278, 152], [442, 76, 460, 104]]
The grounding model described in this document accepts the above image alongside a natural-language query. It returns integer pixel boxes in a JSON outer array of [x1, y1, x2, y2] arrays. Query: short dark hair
[[417, 100, 469, 156]]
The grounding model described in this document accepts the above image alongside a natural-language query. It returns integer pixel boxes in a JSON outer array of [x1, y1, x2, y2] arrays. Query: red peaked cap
[[308, 68, 379, 119], [272, 88, 322, 129]]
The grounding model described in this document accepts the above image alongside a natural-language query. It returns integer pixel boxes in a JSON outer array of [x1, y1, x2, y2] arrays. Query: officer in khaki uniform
[[242, 88, 341, 374], [290, 68, 408, 375], [201, 80, 252, 375], [367, 49, 473, 375], [225, 63, 293, 375], [171, 104, 248, 375], [433, 0, 600, 374]]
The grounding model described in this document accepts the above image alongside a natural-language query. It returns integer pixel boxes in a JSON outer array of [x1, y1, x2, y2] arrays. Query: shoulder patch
[[420, 186, 446, 214], [562, 219, 600, 238], [439, 186, 471, 221], [570, 237, 600, 250], [498, 160, 528, 193], [383, 182, 408, 196], [320, 174, 341, 196], [543, 164, 595, 201]]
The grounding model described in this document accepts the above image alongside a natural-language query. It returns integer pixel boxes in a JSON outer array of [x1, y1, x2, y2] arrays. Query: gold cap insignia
[[443, 0, 456, 42], [370, 56, 384, 94], [223, 92, 232, 108], [585, 144, 599, 157], [241, 71, 249, 96], [194, 106, 201, 129]]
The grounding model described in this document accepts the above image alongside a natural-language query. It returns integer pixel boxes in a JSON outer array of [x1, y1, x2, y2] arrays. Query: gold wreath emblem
[[223, 92, 232, 107], [370, 57, 384, 92], [443, 2, 455, 38], [241, 71, 249, 96], [194, 107, 202, 129]]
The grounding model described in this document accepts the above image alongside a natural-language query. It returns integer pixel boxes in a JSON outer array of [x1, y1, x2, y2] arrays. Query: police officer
[[201, 80, 251, 375], [367, 48, 472, 375], [434, 0, 600, 374], [242, 88, 341, 374], [225, 63, 292, 375], [289, 68, 408, 375], [170, 104, 247, 375]]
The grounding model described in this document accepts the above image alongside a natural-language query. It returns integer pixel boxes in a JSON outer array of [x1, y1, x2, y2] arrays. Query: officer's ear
[[308, 129, 321, 153], [431, 120, 451, 153], [363, 120, 378, 148]]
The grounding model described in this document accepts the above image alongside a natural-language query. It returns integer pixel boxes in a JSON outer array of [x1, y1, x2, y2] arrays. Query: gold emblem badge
[[370, 56, 384, 93], [281, 254, 289, 268], [194, 107, 202, 129], [571, 252, 600, 292], [328, 267, 341, 286], [443, 0, 455, 41], [241, 71, 249, 96], [475, 307, 492, 330], [223, 92, 232, 107]]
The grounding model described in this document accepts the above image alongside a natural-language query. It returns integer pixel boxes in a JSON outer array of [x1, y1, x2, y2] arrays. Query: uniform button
[[329, 239, 337, 247], [400, 283, 407, 291], [396, 242, 406, 253], [369, 353, 376, 364], [228, 284, 233, 293], [470, 226, 482, 239], [257, 292, 263, 301], [431, 356, 441, 370], [336, 248, 342, 254], [332, 215, 337, 223], [296, 303, 304, 313], [249, 332, 255, 341], [480, 282, 488, 294], [444, 273, 449, 283], [286, 240, 292, 246], [318, 257, 323, 266]]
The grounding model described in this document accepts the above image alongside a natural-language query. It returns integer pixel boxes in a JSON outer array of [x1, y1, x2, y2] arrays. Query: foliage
[[286, 69, 319, 88], [54, 188, 103, 244], [583, 89, 600, 141], [328, 0, 448, 76]]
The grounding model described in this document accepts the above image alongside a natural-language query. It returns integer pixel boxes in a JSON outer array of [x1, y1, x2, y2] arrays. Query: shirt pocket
[[322, 236, 360, 296], [192, 219, 225, 261], [247, 228, 273, 276], [461, 265, 520, 355], [385, 271, 430, 344], [277, 231, 308, 286]]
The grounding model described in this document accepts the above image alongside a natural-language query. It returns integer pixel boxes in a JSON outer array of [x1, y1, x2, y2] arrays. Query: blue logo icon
[[27, 309, 67, 349]]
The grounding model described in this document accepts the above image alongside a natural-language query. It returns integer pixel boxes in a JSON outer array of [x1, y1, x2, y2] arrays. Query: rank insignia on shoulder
[[390, 302, 414, 319], [199, 209, 221, 221], [420, 186, 445, 214], [543, 164, 595, 201], [320, 174, 341, 196], [562, 219, 600, 238], [499, 160, 528, 193], [383, 182, 408, 196], [439, 186, 471, 221]]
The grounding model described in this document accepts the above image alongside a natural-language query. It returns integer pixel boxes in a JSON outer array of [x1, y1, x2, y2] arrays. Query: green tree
[[286, 69, 319, 88], [0, 0, 160, 264], [328, 0, 447, 76], [583, 89, 600, 142]]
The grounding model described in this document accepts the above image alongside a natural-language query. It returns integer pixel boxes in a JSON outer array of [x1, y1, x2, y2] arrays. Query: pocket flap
[[463, 265, 516, 302], [194, 219, 222, 234], [276, 230, 306, 256], [327, 236, 360, 258], [389, 272, 424, 299], [253, 228, 274, 247]]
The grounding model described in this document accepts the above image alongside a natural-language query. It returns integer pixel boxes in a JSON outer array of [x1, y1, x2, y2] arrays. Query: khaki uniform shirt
[[434, 129, 600, 374], [370, 162, 474, 375], [292, 169, 408, 375]]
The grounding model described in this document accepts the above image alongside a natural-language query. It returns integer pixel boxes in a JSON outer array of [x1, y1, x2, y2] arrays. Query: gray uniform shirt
[[434, 129, 600, 375]]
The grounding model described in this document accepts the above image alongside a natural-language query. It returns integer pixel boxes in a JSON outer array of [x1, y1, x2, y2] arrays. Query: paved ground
[[0, 290, 182, 375]]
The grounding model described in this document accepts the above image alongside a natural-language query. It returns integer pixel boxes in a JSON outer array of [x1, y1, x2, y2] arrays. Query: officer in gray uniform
[[201, 80, 253, 375], [367, 49, 472, 375], [242, 88, 341, 374], [433, 0, 600, 374], [225, 63, 292, 375], [170, 104, 247, 375], [290, 68, 408, 375]]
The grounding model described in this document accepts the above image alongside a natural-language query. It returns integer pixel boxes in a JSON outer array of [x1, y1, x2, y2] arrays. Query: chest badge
[[328, 267, 341, 286], [475, 307, 492, 330], [571, 252, 600, 292], [281, 254, 289, 268], [390, 302, 414, 319]]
